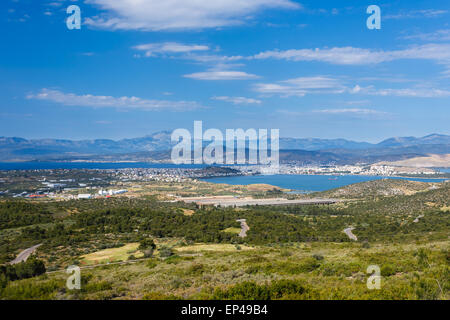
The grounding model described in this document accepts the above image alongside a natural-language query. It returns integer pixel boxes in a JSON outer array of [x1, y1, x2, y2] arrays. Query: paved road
[[236, 219, 250, 238], [344, 227, 358, 241], [9, 244, 42, 265]]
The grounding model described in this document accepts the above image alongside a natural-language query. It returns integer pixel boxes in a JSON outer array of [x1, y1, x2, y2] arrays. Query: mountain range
[[0, 133, 449, 165]]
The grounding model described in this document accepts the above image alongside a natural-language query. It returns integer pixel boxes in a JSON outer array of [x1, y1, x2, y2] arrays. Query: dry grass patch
[[222, 227, 241, 235], [80, 243, 143, 265], [181, 209, 195, 216], [175, 244, 254, 253], [246, 184, 282, 192]]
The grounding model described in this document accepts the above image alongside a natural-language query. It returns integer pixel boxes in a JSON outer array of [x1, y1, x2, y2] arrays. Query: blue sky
[[0, 0, 449, 142]]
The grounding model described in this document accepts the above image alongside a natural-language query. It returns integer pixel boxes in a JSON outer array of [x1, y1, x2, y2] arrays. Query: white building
[[77, 194, 92, 200]]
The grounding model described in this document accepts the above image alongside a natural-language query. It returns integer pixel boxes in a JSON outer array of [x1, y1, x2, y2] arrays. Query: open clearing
[[180, 209, 195, 216], [80, 243, 143, 265], [222, 227, 241, 234], [175, 243, 254, 253]]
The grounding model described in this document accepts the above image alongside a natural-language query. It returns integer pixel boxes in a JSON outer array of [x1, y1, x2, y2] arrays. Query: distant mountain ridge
[[0, 133, 449, 164]]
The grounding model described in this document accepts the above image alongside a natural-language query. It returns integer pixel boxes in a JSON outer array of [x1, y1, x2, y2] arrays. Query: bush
[[186, 263, 205, 275], [139, 239, 156, 250], [312, 254, 324, 261], [146, 259, 158, 269], [362, 241, 371, 249], [299, 257, 321, 273], [213, 280, 317, 300], [143, 292, 182, 300], [381, 264, 396, 277], [159, 246, 174, 258]]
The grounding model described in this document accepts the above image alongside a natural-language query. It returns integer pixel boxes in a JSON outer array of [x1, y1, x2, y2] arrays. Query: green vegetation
[[0, 177, 448, 300], [0, 257, 46, 288]]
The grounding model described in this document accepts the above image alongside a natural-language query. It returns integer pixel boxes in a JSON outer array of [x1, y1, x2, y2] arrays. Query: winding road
[[236, 219, 250, 238], [9, 244, 42, 265], [343, 227, 358, 241]]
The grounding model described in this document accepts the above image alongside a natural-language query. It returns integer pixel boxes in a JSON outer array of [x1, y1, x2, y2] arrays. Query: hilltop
[[376, 154, 450, 168], [314, 179, 443, 199]]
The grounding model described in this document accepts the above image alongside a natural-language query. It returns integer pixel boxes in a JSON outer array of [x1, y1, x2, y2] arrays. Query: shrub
[[159, 246, 174, 258], [312, 254, 324, 261], [146, 259, 158, 269], [143, 292, 182, 300], [213, 280, 317, 300], [186, 263, 205, 275], [381, 264, 396, 277]]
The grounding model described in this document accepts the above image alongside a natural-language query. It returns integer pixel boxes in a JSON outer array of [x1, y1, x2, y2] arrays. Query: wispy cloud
[[254, 76, 346, 97], [250, 44, 450, 66], [250, 44, 450, 77], [253, 76, 450, 98], [184, 70, 259, 80], [95, 120, 112, 125], [212, 96, 262, 104], [277, 108, 390, 119], [27, 89, 202, 111], [313, 108, 386, 115], [385, 9, 448, 20], [85, 0, 301, 31], [133, 42, 210, 58], [403, 29, 450, 42], [367, 87, 450, 98]]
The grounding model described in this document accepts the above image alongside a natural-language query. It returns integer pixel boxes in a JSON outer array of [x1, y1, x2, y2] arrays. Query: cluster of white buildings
[[238, 164, 438, 177], [98, 189, 128, 196]]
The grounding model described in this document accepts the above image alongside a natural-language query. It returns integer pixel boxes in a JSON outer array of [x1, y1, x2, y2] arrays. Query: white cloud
[[184, 70, 259, 80], [252, 47, 390, 65], [385, 9, 448, 20], [250, 44, 450, 66], [368, 88, 450, 98], [313, 108, 385, 115], [254, 76, 345, 97], [403, 29, 450, 41], [254, 76, 450, 98], [133, 42, 210, 57], [27, 89, 202, 111], [85, 0, 300, 31], [212, 96, 262, 104], [282, 76, 344, 89]]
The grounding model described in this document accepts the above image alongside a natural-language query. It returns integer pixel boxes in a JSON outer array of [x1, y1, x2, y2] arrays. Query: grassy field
[[1, 239, 448, 300], [222, 227, 242, 235], [175, 243, 254, 253], [80, 243, 143, 265]]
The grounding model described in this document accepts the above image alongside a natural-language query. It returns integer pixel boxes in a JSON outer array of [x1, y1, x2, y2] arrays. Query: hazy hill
[[376, 154, 450, 168], [0, 133, 449, 164]]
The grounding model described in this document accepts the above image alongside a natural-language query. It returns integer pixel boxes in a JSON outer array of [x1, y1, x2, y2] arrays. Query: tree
[[139, 239, 156, 258]]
